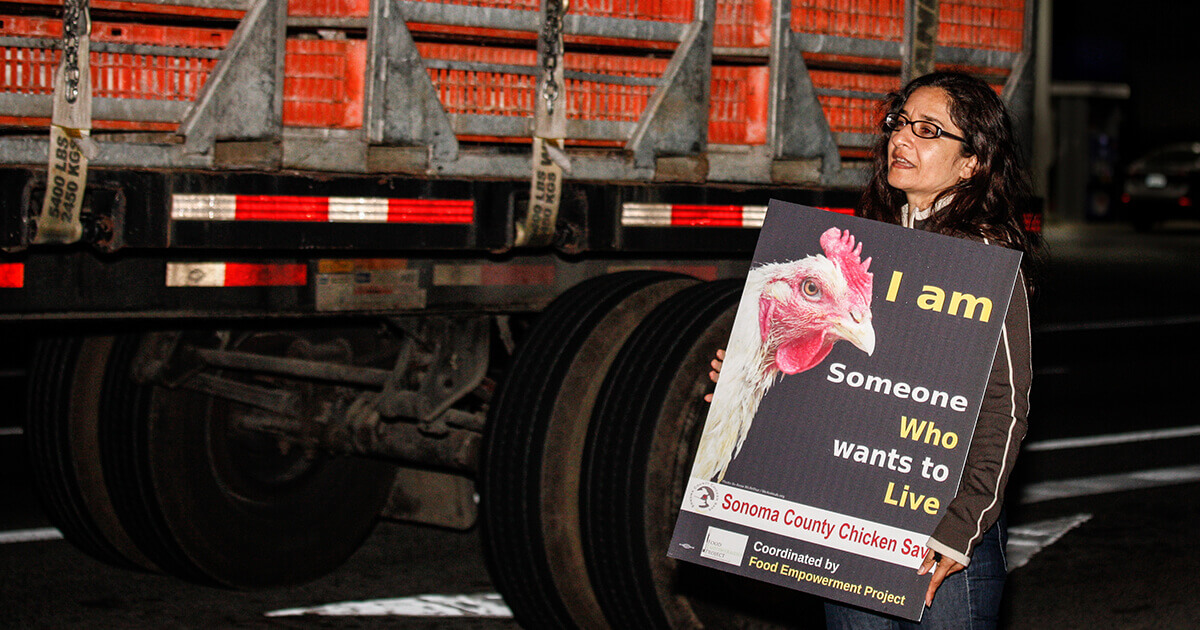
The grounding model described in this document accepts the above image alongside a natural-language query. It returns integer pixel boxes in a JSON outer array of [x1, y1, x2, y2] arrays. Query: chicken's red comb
[[820, 227, 873, 302]]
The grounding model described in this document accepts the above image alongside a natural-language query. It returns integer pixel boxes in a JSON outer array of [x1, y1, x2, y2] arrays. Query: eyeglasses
[[881, 113, 967, 144]]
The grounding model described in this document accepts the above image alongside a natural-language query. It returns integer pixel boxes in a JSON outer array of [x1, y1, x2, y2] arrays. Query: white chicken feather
[[691, 227, 876, 482]]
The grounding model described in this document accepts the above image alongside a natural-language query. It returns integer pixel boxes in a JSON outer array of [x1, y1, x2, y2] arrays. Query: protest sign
[[668, 199, 1022, 620]]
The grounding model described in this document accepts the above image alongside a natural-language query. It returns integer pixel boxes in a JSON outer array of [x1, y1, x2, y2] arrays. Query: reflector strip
[[172, 195, 474, 224], [621, 203, 854, 227], [621, 203, 766, 228], [166, 263, 307, 287], [0, 263, 23, 288]]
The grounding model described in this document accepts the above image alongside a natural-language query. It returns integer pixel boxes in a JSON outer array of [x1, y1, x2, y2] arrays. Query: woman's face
[[887, 86, 978, 210]]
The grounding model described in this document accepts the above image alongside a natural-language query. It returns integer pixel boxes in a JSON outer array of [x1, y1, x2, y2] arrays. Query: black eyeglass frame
[[882, 113, 968, 144]]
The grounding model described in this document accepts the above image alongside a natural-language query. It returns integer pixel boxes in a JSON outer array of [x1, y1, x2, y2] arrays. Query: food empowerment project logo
[[691, 228, 876, 483], [689, 483, 719, 512]]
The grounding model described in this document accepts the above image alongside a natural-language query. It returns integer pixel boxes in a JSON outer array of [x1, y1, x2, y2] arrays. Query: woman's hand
[[703, 349, 725, 403], [917, 549, 965, 607]]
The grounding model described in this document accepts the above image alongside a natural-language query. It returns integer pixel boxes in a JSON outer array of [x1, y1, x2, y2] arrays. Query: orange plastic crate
[[715, 0, 771, 48], [1, 17, 365, 131], [939, 0, 1024, 53], [792, 0, 905, 42], [290, 0, 692, 21], [283, 38, 367, 129], [417, 43, 669, 125], [289, 0, 696, 20], [418, 43, 767, 144], [291, 0, 692, 50], [0, 14, 233, 47], [710, 65, 767, 144], [810, 70, 900, 137], [0, 19, 225, 101], [15, 0, 243, 19], [288, 0, 371, 17]]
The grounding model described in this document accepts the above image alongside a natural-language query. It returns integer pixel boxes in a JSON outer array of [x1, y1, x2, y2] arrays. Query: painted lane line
[[0, 427, 24, 436], [1019, 464, 1200, 504], [0, 528, 64, 544], [1036, 314, 1200, 333], [1024, 424, 1200, 452], [265, 593, 513, 618], [1005, 514, 1092, 571]]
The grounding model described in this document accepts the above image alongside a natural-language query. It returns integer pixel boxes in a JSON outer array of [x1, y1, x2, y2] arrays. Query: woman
[[708, 71, 1036, 629]]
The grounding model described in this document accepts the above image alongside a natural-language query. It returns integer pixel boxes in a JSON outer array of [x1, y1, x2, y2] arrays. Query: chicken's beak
[[836, 312, 876, 356]]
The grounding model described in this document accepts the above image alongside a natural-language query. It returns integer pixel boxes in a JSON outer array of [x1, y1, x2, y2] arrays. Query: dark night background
[[1053, 0, 1200, 159]]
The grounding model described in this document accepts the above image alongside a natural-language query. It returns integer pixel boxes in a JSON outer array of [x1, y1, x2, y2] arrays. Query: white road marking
[[1036, 314, 1200, 333], [1005, 514, 1092, 571], [1024, 424, 1200, 452], [0, 427, 24, 436], [1019, 463, 1200, 504], [265, 593, 513, 618], [0, 528, 63, 544]]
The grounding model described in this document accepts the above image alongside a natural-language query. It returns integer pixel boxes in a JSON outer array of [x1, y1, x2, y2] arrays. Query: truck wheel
[[581, 280, 821, 629], [25, 336, 158, 572], [98, 331, 398, 588], [480, 271, 696, 629]]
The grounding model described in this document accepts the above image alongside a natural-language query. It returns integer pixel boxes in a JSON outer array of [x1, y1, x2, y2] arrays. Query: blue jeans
[[824, 513, 1008, 630]]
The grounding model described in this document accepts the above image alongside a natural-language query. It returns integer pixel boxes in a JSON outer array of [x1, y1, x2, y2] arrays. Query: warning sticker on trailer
[[315, 259, 425, 312]]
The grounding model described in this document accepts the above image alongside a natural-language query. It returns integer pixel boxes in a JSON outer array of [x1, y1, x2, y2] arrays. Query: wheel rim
[[99, 329, 398, 588]]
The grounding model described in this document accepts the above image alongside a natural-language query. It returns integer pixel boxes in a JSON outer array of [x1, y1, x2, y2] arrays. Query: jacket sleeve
[[926, 269, 1031, 566]]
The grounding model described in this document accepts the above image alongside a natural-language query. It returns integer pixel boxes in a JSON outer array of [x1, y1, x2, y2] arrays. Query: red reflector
[[223, 263, 307, 286], [235, 195, 330, 221], [1022, 212, 1043, 234], [1180, 197, 1192, 207], [817, 206, 856, 216], [1121, 193, 1131, 204], [387, 199, 475, 224], [0, 263, 23, 288], [670, 205, 745, 227]]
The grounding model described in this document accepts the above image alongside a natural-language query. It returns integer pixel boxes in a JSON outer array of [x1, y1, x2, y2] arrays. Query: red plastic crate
[[292, 0, 692, 50], [0, 16, 226, 102], [810, 70, 900, 136], [1, 17, 365, 131], [290, 0, 692, 21], [13, 0, 243, 19], [417, 42, 669, 125], [288, 0, 371, 17], [792, 0, 905, 42], [417, 43, 766, 145], [715, 0, 771, 48], [939, 0, 1024, 53], [1, 14, 232, 47], [710, 65, 767, 144], [283, 38, 367, 129]]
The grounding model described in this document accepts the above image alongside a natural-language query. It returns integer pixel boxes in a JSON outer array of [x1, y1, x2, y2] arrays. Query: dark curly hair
[[857, 72, 1040, 289]]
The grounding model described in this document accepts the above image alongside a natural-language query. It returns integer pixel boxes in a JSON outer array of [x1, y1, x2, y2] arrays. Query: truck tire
[[581, 280, 821, 629], [97, 331, 398, 588], [25, 336, 157, 573], [480, 271, 697, 629]]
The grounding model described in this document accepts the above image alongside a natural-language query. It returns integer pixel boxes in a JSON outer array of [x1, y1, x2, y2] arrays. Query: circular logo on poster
[[689, 483, 718, 512]]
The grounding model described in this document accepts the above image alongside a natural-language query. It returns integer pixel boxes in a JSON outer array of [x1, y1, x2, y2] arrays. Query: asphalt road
[[4, 221, 1200, 629]]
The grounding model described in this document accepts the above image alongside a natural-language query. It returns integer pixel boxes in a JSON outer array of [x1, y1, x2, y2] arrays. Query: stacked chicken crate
[[790, 0, 1025, 158], [0, 0, 370, 132], [0, 0, 1025, 151]]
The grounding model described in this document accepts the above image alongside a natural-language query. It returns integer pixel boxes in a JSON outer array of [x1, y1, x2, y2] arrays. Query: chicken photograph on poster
[[691, 226, 878, 483]]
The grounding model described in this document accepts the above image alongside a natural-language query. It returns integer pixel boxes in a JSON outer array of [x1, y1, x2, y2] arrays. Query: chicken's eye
[[801, 278, 822, 300]]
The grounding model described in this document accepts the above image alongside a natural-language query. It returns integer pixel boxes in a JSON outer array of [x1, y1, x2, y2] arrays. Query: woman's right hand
[[703, 349, 725, 403]]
